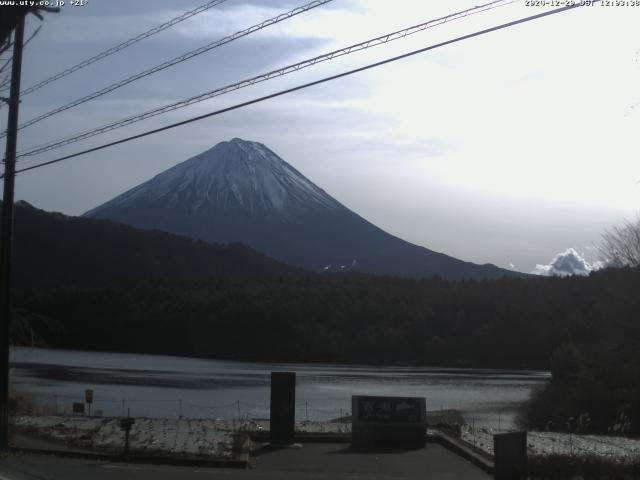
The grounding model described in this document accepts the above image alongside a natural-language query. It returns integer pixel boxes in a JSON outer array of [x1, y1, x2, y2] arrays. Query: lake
[[10, 347, 549, 429]]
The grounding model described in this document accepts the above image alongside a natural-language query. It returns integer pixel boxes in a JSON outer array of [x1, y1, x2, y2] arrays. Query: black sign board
[[356, 396, 422, 424], [72, 402, 85, 414], [120, 418, 135, 431], [352, 395, 427, 448], [270, 371, 296, 445]]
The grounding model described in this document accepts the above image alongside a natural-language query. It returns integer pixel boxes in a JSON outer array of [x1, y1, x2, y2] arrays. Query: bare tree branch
[[598, 216, 640, 268]]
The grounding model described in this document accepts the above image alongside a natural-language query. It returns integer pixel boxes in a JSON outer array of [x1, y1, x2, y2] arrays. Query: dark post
[[123, 424, 131, 456], [0, 17, 25, 451], [270, 371, 295, 445], [120, 409, 135, 457], [85, 389, 93, 417], [494, 431, 527, 480]]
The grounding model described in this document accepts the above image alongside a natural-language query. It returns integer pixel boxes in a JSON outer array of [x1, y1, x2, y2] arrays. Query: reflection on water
[[10, 347, 549, 428]]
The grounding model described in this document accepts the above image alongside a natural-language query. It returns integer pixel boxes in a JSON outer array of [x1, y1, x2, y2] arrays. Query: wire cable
[[0, 26, 42, 100], [15, 0, 515, 157], [10, 2, 593, 177], [0, 26, 40, 78], [19, 0, 229, 97], [6, 0, 334, 138]]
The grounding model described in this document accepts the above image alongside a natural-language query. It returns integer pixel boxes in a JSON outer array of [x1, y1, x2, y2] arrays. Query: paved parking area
[[0, 443, 490, 480], [253, 442, 491, 479]]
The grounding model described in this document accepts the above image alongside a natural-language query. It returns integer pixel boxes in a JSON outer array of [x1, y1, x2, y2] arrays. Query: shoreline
[[10, 345, 552, 374]]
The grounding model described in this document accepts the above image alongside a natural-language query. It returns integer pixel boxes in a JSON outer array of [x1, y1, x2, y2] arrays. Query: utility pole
[[0, 16, 25, 450]]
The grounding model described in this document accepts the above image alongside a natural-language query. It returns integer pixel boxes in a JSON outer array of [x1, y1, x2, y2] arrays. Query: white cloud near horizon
[[532, 248, 603, 277]]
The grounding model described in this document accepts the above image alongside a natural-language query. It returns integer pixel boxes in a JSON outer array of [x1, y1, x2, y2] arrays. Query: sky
[[2, 0, 639, 275]]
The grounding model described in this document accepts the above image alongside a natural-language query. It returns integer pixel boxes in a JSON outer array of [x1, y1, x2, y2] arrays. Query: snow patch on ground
[[460, 425, 640, 464], [11, 416, 354, 458], [16, 415, 640, 465], [12, 416, 235, 458]]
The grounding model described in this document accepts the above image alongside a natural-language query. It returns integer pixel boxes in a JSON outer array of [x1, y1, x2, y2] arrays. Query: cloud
[[532, 248, 600, 277]]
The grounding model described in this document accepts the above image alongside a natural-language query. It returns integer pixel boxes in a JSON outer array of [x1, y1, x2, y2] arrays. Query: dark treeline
[[12, 266, 639, 366]]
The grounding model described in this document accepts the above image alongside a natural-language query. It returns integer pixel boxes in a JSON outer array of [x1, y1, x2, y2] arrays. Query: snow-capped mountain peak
[[86, 138, 340, 216]]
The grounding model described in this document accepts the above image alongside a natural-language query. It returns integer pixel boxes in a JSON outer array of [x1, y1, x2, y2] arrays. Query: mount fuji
[[84, 138, 520, 280]]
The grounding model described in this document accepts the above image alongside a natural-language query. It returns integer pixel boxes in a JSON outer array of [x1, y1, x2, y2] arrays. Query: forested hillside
[[13, 266, 639, 370], [4, 201, 296, 289]]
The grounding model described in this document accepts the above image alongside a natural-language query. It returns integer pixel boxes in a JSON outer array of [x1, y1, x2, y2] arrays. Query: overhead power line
[[19, 0, 229, 97], [6, 0, 334, 138], [17, 0, 515, 159], [0, 26, 40, 76], [11, 2, 594, 177], [0, 26, 42, 97]]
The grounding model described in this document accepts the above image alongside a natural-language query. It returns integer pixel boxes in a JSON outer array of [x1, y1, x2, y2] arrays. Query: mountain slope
[[85, 138, 522, 280], [6, 201, 295, 289]]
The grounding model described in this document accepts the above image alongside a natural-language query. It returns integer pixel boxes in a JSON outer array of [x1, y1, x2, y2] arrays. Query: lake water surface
[[10, 347, 549, 429]]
